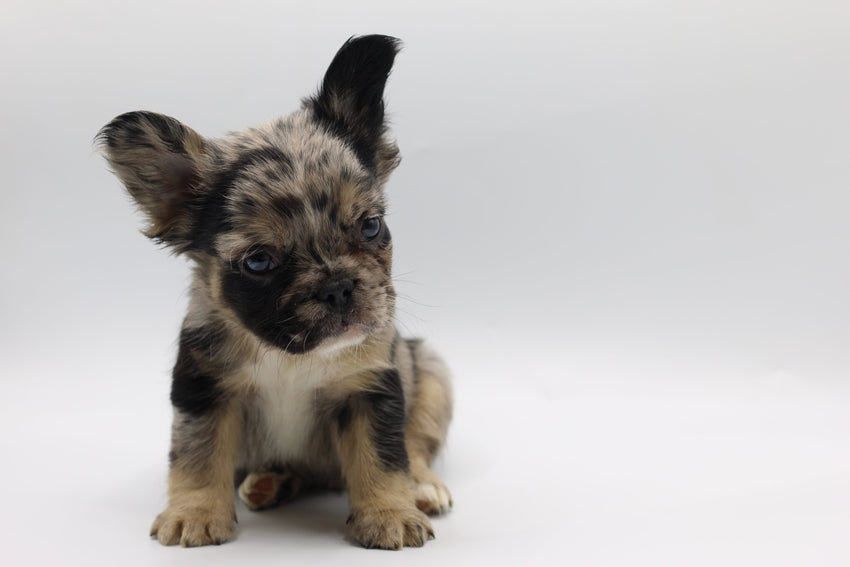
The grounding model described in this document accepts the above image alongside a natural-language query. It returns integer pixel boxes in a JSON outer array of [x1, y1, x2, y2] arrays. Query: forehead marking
[[211, 111, 388, 257], [228, 146, 293, 180]]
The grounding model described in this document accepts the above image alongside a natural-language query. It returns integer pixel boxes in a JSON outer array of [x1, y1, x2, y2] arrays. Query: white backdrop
[[1, 1, 848, 565]]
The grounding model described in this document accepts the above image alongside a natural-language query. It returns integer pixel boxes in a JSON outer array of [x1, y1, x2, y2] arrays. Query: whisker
[[395, 294, 440, 309], [394, 305, 426, 322]]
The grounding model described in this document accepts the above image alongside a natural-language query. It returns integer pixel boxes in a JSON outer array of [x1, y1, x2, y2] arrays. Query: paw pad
[[414, 481, 453, 516], [238, 470, 301, 511]]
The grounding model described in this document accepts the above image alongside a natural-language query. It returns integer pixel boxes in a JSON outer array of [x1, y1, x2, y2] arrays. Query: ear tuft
[[97, 111, 206, 249], [307, 35, 401, 175]]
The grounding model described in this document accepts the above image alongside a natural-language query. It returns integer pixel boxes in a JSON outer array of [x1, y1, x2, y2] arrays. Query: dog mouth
[[306, 315, 371, 354], [273, 282, 392, 354], [274, 312, 386, 355], [323, 315, 362, 335]]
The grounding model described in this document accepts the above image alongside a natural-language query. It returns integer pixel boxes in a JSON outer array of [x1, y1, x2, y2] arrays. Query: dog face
[[212, 114, 397, 354], [99, 36, 402, 354]]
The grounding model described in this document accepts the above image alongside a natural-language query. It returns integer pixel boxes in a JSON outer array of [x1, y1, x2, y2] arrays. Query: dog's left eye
[[243, 251, 278, 274], [361, 217, 382, 241]]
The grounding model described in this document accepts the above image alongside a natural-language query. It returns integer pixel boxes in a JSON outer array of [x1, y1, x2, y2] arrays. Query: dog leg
[[237, 469, 305, 511], [336, 369, 433, 550], [404, 341, 453, 515], [150, 401, 241, 547]]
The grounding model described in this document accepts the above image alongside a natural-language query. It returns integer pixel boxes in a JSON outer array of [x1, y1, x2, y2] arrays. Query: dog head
[[98, 35, 402, 354]]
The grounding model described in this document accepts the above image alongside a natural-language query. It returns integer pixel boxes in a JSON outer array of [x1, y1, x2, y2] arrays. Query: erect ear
[[307, 35, 402, 181], [97, 111, 207, 249]]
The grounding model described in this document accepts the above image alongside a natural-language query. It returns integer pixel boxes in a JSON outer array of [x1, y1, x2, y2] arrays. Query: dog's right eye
[[360, 216, 383, 241], [243, 251, 278, 274]]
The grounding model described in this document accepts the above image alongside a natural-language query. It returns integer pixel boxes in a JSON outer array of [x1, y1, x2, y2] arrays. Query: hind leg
[[237, 468, 306, 511], [411, 459, 452, 515], [404, 340, 454, 515]]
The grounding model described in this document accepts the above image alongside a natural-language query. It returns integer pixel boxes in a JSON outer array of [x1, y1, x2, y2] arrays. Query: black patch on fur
[[220, 258, 313, 353], [170, 326, 226, 415], [308, 35, 400, 172], [310, 190, 331, 213], [366, 369, 409, 472], [245, 146, 293, 175], [271, 194, 306, 220], [309, 190, 340, 226], [334, 369, 408, 471], [192, 146, 294, 253], [305, 238, 324, 264], [192, 179, 233, 254], [336, 402, 353, 433], [180, 323, 225, 355]]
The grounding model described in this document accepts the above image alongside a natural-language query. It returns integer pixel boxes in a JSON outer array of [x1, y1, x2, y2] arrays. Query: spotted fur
[[98, 35, 452, 550]]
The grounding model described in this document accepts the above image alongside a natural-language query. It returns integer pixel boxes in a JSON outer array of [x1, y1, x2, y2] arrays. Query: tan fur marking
[[151, 402, 242, 547], [337, 403, 433, 549], [404, 342, 454, 515]]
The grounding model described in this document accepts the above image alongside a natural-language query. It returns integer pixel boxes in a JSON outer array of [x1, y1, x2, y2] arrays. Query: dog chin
[[312, 324, 369, 357]]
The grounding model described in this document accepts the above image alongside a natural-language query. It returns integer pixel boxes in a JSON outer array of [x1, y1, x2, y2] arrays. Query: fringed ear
[[307, 35, 402, 181], [97, 111, 207, 250]]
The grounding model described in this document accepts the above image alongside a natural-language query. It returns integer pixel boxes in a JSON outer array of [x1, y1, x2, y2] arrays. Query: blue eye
[[243, 251, 277, 274], [361, 217, 382, 241]]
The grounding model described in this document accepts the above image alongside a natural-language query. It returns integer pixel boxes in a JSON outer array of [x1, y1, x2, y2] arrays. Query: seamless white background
[[1, 1, 848, 565]]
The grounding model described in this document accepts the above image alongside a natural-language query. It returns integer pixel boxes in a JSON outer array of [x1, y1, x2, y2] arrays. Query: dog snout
[[317, 278, 354, 313]]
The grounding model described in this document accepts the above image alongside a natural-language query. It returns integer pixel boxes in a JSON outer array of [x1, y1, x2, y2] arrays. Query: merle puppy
[[98, 35, 452, 550]]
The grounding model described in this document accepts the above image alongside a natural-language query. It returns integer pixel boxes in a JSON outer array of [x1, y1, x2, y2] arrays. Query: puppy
[[97, 35, 452, 550]]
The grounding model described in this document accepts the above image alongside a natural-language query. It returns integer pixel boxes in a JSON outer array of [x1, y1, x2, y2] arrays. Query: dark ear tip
[[95, 113, 130, 149], [96, 111, 201, 159], [341, 34, 402, 54], [95, 111, 156, 149], [320, 34, 402, 95], [328, 35, 402, 74]]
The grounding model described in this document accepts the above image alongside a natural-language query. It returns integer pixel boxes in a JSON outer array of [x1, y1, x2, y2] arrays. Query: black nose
[[317, 279, 354, 313]]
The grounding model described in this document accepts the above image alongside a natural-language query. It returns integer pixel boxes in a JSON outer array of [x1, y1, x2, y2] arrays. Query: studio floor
[[2, 335, 848, 566]]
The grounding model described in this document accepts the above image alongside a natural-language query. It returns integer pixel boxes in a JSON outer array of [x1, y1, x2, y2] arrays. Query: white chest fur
[[246, 349, 340, 461]]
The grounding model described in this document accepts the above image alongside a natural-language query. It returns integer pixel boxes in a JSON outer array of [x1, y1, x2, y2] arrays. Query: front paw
[[150, 504, 236, 547], [347, 506, 435, 550]]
